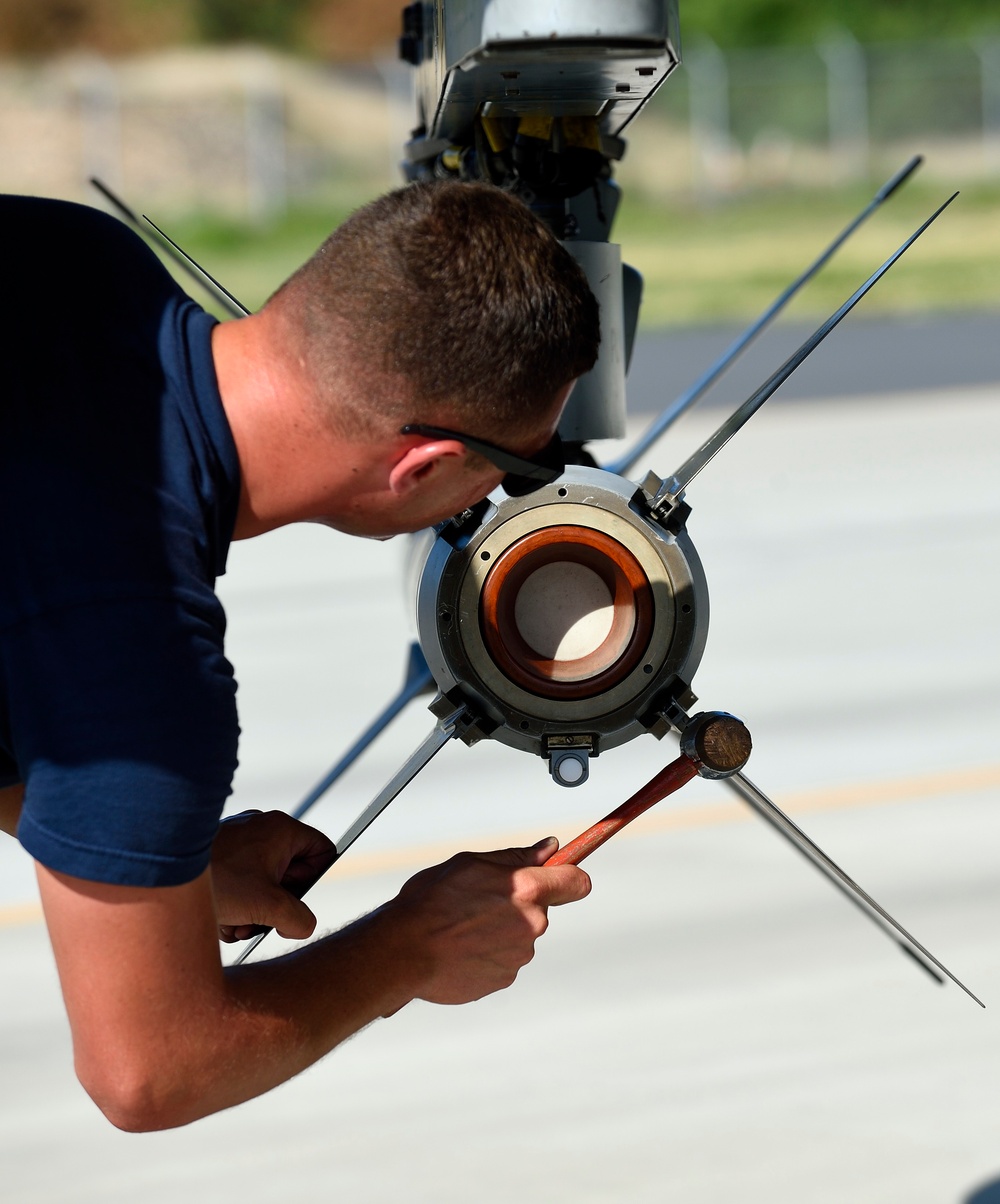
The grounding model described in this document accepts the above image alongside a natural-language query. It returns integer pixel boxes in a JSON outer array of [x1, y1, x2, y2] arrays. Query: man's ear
[[388, 438, 466, 496]]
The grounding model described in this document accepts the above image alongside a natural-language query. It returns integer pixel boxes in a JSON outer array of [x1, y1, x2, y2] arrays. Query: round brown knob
[[680, 712, 752, 778]]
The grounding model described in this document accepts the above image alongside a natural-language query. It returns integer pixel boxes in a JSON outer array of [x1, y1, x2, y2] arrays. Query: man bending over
[[0, 180, 599, 1130]]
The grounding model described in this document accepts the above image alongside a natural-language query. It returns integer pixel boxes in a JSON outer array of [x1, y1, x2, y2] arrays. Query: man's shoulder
[[2, 192, 129, 227], [1, 193, 180, 310], [2, 193, 146, 244]]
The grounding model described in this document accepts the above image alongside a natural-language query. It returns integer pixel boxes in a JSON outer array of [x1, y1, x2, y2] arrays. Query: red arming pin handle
[[545, 712, 751, 867]]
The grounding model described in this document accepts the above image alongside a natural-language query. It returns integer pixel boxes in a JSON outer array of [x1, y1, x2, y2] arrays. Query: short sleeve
[[5, 594, 239, 887]]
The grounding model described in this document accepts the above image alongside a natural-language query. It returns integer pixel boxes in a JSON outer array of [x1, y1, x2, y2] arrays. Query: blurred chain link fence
[[654, 34, 1000, 195], [1, 37, 997, 217]]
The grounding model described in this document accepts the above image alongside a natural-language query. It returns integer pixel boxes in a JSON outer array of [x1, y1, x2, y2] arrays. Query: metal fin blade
[[661, 192, 958, 501], [231, 704, 463, 967], [142, 215, 250, 318], [89, 177, 249, 318], [609, 155, 923, 478], [726, 771, 984, 1008]]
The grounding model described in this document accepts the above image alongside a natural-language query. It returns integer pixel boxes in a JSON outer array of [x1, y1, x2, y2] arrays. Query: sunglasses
[[400, 424, 565, 496]]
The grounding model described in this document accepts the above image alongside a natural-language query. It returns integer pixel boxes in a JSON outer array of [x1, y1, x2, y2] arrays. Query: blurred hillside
[[0, 0, 397, 59], [1, 3, 997, 324], [1, 0, 998, 59]]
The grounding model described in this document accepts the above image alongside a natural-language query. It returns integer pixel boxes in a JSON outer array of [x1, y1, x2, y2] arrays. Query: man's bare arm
[[36, 839, 590, 1132], [0, 784, 24, 837]]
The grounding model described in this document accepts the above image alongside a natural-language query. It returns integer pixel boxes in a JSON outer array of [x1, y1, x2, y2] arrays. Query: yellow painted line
[[757, 763, 1000, 815], [635, 761, 1000, 838], [0, 902, 42, 929], [1, 763, 997, 928], [326, 761, 1000, 881]]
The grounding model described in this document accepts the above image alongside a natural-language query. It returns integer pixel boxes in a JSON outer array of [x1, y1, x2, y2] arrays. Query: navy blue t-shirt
[[0, 196, 241, 886]]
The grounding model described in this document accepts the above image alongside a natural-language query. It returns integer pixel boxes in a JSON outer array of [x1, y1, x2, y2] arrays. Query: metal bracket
[[636, 471, 690, 533], [545, 734, 595, 788], [637, 678, 699, 740], [429, 690, 497, 746]]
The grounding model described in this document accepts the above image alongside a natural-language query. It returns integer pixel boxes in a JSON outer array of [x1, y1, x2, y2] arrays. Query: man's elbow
[[76, 1054, 204, 1132]]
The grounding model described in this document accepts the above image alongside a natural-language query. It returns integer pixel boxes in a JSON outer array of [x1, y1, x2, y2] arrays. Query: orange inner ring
[[478, 525, 655, 701]]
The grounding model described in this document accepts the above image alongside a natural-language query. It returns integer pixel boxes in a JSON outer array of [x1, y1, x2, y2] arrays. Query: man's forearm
[[39, 867, 418, 1131], [180, 906, 422, 1127], [38, 845, 589, 1131]]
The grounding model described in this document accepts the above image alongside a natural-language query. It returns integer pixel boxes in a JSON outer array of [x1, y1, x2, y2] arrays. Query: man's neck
[[210, 314, 388, 539]]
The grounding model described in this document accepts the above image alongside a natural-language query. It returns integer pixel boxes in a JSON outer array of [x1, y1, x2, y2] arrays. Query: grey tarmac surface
[[627, 311, 1000, 409], [2, 376, 1000, 1203]]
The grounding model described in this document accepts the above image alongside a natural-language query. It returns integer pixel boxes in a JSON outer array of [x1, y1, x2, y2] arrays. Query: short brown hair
[[269, 181, 600, 437]]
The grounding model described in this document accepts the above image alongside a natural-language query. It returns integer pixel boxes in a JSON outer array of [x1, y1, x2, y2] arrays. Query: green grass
[[616, 180, 1000, 328], [156, 199, 365, 315], [154, 179, 1000, 327]]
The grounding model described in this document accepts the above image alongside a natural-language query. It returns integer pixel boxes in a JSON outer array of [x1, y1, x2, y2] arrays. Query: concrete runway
[[2, 380, 1000, 1202], [626, 311, 1000, 410]]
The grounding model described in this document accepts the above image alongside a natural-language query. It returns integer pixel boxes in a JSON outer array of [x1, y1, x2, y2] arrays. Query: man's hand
[[377, 836, 592, 1007], [211, 810, 336, 943], [0, 783, 24, 838]]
